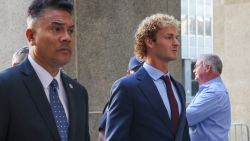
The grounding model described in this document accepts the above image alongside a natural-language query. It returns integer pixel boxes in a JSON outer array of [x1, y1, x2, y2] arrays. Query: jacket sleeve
[[105, 80, 133, 141], [0, 81, 9, 140]]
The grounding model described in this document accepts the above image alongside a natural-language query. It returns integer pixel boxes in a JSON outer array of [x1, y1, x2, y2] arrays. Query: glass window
[[205, 0, 212, 17], [190, 47, 196, 58], [182, 35, 188, 58], [197, 17, 204, 35], [181, 16, 188, 35], [182, 0, 188, 15], [205, 37, 211, 47], [182, 35, 188, 46], [189, 36, 196, 58], [197, 0, 204, 16], [189, 36, 196, 47], [182, 46, 188, 58], [189, 17, 196, 35], [205, 18, 211, 36], [197, 37, 204, 55], [189, 0, 196, 16], [204, 47, 212, 53], [191, 61, 199, 96]]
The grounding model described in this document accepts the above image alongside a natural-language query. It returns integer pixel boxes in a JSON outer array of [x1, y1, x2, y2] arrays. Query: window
[[182, 0, 188, 15], [197, 0, 204, 16], [189, 0, 196, 16], [181, 0, 213, 102], [205, 18, 211, 36], [189, 17, 196, 35], [181, 0, 213, 59], [205, 0, 212, 17], [197, 17, 204, 35], [181, 15, 188, 35]]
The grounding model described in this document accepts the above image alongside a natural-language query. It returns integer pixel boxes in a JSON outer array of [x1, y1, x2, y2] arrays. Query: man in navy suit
[[98, 56, 144, 141], [106, 13, 190, 141], [0, 0, 90, 141]]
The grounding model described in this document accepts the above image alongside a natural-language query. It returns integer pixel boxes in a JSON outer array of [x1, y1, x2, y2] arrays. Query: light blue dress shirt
[[143, 63, 181, 118], [186, 76, 231, 141]]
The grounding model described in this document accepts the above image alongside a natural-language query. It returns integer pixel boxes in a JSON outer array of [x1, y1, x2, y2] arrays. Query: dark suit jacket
[[106, 67, 190, 141], [98, 103, 108, 131], [0, 59, 90, 141]]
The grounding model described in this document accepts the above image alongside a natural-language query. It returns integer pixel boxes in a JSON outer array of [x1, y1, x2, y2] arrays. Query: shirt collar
[[143, 62, 170, 80], [199, 76, 222, 91], [28, 55, 61, 89]]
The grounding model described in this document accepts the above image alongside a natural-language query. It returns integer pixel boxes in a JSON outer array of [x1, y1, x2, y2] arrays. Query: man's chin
[[55, 59, 70, 68]]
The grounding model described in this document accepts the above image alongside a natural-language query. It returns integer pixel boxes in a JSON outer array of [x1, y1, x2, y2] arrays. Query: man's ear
[[144, 37, 154, 49], [205, 64, 212, 72], [26, 28, 36, 46]]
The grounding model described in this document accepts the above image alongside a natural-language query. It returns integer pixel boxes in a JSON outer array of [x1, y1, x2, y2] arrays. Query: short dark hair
[[28, 0, 73, 19]]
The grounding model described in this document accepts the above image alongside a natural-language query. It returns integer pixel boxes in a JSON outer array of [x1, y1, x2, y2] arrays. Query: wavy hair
[[134, 13, 180, 61]]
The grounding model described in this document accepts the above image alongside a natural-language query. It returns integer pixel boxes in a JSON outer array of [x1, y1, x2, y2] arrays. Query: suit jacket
[[0, 59, 90, 141], [106, 67, 190, 141]]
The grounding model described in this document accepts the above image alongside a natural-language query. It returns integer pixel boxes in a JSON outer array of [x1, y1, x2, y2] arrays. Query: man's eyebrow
[[51, 21, 75, 28], [51, 21, 65, 26], [164, 33, 179, 36]]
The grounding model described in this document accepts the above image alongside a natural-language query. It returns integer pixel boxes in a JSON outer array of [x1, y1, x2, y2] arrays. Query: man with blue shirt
[[186, 54, 231, 141], [106, 13, 190, 141]]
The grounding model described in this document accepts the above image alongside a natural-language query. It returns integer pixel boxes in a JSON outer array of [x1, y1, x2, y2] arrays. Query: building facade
[[214, 0, 250, 127]]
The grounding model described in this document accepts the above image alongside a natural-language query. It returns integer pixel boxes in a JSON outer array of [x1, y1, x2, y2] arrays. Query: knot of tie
[[50, 79, 58, 90], [161, 75, 172, 87]]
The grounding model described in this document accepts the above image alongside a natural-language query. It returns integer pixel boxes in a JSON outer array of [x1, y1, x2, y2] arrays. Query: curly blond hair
[[134, 13, 180, 61]]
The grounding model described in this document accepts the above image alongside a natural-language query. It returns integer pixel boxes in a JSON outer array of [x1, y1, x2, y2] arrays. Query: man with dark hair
[[106, 13, 190, 141], [0, 0, 90, 141], [98, 56, 144, 141]]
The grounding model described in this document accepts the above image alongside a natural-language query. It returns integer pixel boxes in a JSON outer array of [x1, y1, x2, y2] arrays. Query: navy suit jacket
[[106, 67, 190, 141], [0, 59, 90, 141]]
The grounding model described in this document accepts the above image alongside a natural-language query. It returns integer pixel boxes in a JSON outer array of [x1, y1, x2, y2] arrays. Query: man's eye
[[165, 36, 173, 40], [68, 28, 74, 34], [176, 36, 180, 40], [53, 27, 62, 32]]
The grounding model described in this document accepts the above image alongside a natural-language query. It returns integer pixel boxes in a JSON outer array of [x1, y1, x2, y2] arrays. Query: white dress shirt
[[28, 55, 69, 121]]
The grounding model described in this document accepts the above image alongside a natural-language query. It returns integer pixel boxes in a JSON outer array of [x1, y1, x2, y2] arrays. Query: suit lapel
[[61, 74, 77, 141], [21, 59, 60, 141], [136, 68, 173, 132]]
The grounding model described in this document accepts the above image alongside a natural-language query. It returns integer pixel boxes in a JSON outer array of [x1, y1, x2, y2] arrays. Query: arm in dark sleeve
[[99, 111, 107, 131], [83, 87, 90, 141], [105, 80, 133, 141], [0, 82, 9, 140]]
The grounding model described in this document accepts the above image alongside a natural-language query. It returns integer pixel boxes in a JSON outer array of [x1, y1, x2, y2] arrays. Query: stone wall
[[214, 0, 250, 127]]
